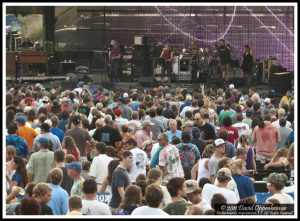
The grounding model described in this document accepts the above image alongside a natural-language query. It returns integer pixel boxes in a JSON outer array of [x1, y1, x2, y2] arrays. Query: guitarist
[[160, 43, 174, 84], [208, 44, 221, 79]]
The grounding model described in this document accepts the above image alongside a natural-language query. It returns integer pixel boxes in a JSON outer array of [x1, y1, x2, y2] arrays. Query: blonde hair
[[273, 147, 288, 162], [32, 183, 52, 198], [231, 159, 246, 175], [6, 145, 16, 159]]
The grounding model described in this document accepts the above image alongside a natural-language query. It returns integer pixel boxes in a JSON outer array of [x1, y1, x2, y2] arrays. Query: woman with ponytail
[[237, 135, 257, 173], [10, 156, 28, 188]]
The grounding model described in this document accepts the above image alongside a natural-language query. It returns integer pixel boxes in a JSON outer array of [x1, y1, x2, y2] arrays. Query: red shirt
[[161, 49, 172, 59], [219, 126, 239, 144]]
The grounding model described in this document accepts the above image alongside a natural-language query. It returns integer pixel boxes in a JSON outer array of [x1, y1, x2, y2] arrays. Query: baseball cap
[[239, 97, 245, 105], [229, 84, 234, 89], [44, 119, 53, 127], [214, 138, 225, 147], [123, 93, 129, 98], [184, 180, 201, 194], [25, 97, 35, 103], [24, 106, 31, 113], [66, 161, 82, 173], [141, 120, 154, 127], [264, 98, 271, 104], [120, 150, 133, 159], [118, 97, 126, 103], [157, 133, 168, 141], [192, 127, 201, 138], [103, 90, 110, 96], [41, 96, 49, 103], [15, 116, 26, 124], [114, 108, 122, 116], [217, 167, 232, 178], [38, 138, 49, 147], [142, 140, 152, 150]]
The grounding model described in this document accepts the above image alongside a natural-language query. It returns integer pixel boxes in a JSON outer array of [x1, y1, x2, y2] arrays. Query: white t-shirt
[[272, 119, 292, 129], [81, 199, 111, 215], [89, 154, 113, 184], [266, 193, 294, 204], [197, 158, 210, 182], [198, 199, 212, 212], [131, 206, 169, 215], [202, 183, 239, 204], [283, 186, 294, 193], [214, 177, 240, 201], [129, 148, 149, 181], [232, 122, 250, 137]]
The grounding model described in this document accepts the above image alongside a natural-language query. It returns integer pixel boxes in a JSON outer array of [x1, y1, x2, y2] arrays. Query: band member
[[21, 36, 34, 48], [187, 39, 199, 54], [108, 40, 122, 82], [208, 44, 221, 78], [241, 45, 255, 84], [187, 40, 199, 81], [219, 39, 232, 81], [160, 43, 173, 84]]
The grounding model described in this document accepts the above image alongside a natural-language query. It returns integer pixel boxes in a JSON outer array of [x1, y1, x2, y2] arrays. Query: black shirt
[[195, 123, 216, 141], [93, 125, 122, 147], [242, 52, 253, 71], [109, 167, 130, 208], [219, 45, 231, 64], [15, 203, 53, 215], [191, 138, 206, 155]]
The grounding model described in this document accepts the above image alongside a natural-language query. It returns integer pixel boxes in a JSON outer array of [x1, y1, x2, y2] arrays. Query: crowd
[[5, 81, 295, 216]]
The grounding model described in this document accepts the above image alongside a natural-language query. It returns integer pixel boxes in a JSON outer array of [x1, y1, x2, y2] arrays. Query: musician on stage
[[208, 44, 221, 78], [160, 43, 173, 84], [108, 40, 122, 82], [21, 36, 34, 48], [219, 39, 232, 81], [241, 45, 255, 84], [187, 39, 199, 81], [187, 39, 199, 54]]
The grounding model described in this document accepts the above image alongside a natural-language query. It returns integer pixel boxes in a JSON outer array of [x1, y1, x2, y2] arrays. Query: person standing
[[219, 39, 232, 81], [26, 138, 55, 183], [160, 43, 173, 84], [89, 142, 113, 184], [65, 115, 95, 161], [241, 45, 255, 84], [109, 150, 133, 212], [158, 133, 184, 182], [208, 44, 221, 78], [47, 168, 69, 215], [66, 161, 85, 198], [108, 40, 122, 82]]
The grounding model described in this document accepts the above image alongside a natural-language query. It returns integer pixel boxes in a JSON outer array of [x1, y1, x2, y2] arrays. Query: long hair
[[119, 185, 142, 209], [238, 135, 248, 148], [273, 147, 288, 162], [13, 156, 28, 188], [107, 160, 120, 185], [62, 136, 78, 154]]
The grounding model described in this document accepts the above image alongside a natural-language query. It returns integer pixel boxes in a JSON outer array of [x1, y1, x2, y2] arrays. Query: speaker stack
[[268, 64, 291, 94]]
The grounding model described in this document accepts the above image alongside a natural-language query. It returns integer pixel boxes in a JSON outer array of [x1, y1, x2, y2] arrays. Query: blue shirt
[[50, 128, 65, 143], [166, 130, 182, 143], [47, 184, 69, 215], [33, 133, 62, 152], [6, 135, 30, 158], [232, 175, 255, 200], [12, 172, 23, 187], [179, 101, 191, 113], [225, 141, 236, 158], [58, 119, 68, 133]]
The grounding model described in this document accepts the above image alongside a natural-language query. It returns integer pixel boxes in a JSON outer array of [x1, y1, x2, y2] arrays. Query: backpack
[[178, 144, 196, 179]]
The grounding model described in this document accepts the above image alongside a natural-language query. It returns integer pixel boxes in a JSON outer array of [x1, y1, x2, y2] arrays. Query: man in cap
[[158, 133, 184, 182], [26, 138, 55, 183], [134, 120, 154, 149], [15, 116, 38, 153], [208, 138, 226, 183], [117, 97, 132, 121], [114, 108, 128, 128], [202, 168, 239, 204], [66, 161, 85, 197], [184, 180, 212, 212], [32, 122, 62, 153], [109, 150, 133, 211]]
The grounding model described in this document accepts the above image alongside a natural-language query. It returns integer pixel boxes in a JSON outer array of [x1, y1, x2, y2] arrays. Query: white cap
[[229, 84, 234, 89], [44, 119, 52, 127], [214, 138, 225, 147], [264, 98, 271, 104], [239, 97, 245, 105], [123, 93, 129, 98]]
